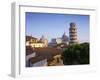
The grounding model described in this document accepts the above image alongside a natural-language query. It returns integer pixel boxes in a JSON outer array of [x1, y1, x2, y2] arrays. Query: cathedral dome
[[62, 32, 69, 42]]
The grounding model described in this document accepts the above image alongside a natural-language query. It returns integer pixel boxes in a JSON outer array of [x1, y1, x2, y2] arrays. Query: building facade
[[26, 35, 48, 48]]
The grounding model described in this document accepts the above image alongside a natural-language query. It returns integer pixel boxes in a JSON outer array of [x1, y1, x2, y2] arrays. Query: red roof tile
[[29, 55, 46, 64]]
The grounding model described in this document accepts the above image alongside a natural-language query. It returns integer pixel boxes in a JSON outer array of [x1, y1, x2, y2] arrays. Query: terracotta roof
[[35, 47, 62, 55], [29, 55, 46, 64], [26, 47, 63, 63], [26, 46, 34, 55], [34, 47, 63, 61], [36, 52, 53, 61]]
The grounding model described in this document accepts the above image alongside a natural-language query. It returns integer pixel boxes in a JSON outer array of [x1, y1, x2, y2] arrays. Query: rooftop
[[26, 36, 37, 41], [34, 47, 62, 61], [26, 46, 34, 55], [26, 46, 63, 62], [29, 55, 47, 64]]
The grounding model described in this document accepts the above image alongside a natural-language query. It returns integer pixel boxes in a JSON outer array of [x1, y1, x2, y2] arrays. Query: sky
[[26, 12, 89, 43]]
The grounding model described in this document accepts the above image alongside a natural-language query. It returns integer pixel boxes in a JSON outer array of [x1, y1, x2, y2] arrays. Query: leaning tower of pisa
[[69, 22, 78, 45]]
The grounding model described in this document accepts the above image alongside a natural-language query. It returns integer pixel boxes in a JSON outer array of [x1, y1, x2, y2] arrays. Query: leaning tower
[[69, 22, 78, 45]]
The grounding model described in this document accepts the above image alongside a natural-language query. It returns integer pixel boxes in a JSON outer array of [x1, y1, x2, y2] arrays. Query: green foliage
[[62, 43, 89, 65]]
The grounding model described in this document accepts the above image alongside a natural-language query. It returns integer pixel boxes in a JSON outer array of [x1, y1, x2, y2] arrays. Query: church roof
[[62, 32, 69, 41]]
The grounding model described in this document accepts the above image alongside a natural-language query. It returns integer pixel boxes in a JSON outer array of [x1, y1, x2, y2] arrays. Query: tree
[[62, 43, 89, 65]]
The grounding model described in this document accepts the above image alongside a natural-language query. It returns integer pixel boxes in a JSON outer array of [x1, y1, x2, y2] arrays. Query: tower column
[[69, 22, 78, 45]]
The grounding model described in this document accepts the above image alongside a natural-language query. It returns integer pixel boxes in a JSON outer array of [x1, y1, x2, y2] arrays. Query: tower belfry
[[69, 22, 78, 45]]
